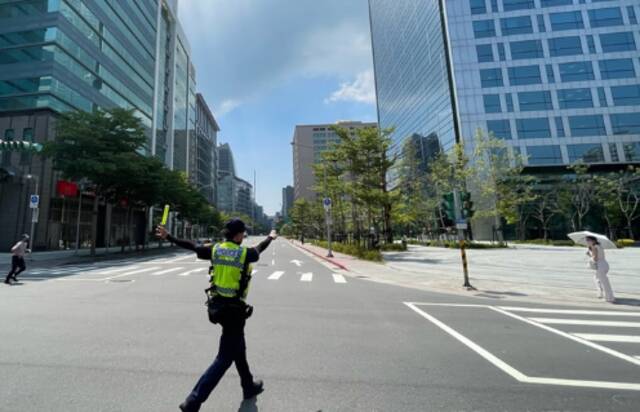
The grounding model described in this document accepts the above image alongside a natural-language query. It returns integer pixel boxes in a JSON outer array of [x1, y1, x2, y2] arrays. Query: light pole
[[25, 174, 39, 257], [74, 179, 87, 254]]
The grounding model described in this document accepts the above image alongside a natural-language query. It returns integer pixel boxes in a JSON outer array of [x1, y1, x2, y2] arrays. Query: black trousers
[[187, 315, 253, 404], [5, 256, 26, 282]]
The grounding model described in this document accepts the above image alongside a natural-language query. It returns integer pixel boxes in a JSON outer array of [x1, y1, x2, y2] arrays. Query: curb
[[288, 240, 349, 271]]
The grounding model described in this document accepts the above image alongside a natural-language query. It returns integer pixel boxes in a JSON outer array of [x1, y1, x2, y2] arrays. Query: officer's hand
[[269, 230, 278, 240], [156, 225, 169, 240]]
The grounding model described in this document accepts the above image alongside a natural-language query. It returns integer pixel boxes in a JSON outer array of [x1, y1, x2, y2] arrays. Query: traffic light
[[441, 192, 455, 222], [461, 191, 474, 220]]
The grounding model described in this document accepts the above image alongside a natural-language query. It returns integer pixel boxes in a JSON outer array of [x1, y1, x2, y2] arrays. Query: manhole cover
[[106, 279, 133, 283]]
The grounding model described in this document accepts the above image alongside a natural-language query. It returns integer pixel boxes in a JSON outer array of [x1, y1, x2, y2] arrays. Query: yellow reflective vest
[[209, 242, 251, 300]]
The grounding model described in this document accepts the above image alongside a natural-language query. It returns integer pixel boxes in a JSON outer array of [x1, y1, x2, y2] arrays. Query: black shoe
[[179, 398, 200, 412], [243, 380, 264, 400], [4, 279, 11, 285]]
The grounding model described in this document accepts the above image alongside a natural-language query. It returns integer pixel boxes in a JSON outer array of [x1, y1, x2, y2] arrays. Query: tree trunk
[[627, 217, 634, 239], [90, 195, 99, 257]]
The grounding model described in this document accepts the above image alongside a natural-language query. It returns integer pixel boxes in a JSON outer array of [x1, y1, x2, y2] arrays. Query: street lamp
[[24, 173, 39, 257]]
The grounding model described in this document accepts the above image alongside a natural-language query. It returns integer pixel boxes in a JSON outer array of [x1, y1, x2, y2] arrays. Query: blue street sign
[[29, 194, 39, 209], [323, 197, 332, 207]]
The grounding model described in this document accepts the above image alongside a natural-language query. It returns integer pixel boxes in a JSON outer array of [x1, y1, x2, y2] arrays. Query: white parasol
[[567, 231, 617, 249]]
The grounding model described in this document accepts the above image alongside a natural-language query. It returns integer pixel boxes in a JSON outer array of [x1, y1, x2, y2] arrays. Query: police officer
[[155, 219, 276, 411]]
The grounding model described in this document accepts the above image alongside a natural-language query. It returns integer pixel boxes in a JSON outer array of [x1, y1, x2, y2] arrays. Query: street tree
[[610, 166, 640, 239]]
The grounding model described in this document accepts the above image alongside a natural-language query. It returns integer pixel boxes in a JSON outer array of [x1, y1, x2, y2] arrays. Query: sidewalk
[[289, 240, 640, 308]]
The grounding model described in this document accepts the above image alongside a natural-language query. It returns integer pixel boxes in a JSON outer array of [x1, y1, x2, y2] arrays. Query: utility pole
[[453, 190, 474, 290]]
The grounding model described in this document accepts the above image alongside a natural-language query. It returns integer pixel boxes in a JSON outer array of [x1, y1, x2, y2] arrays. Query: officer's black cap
[[223, 218, 246, 238]]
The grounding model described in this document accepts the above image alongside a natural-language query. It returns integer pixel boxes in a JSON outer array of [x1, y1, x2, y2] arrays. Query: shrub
[[512, 239, 576, 247], [310, 240, 383, 261], [616, 239, 635, 248], [380, 243, 407, 251], [409, 240, 507, 249]]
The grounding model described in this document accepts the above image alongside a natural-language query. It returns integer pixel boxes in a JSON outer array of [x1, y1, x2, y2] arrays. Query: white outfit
[[590, 245, 614, 303]]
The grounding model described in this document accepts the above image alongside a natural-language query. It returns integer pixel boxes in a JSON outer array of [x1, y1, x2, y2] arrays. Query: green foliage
[[512, 239, 576, 247], [616, 239, 635, 248], [409, 240, 508, 249], [311, 240, 383, 261], [379, 243, 407, 251]]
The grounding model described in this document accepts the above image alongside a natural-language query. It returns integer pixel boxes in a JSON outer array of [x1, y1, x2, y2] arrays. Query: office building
[[370, 0, 640, 165], [0, 0, 198, 250], [194, 93, 220, 205], [292, 120, 377, 201], [216, 142, 259, 218], [281, 185, 294, 219]]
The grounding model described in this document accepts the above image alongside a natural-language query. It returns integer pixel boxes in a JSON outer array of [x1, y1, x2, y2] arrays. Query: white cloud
[[216, 99, 242, 116], [325, 70, 376, 105]]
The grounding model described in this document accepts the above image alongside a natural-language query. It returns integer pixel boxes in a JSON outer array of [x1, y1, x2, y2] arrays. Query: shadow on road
[[614, 298, 640, 307], [238, 398, 258, 412]]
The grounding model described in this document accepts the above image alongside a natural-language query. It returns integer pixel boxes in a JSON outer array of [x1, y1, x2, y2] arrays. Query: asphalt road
[[1, 237, 639, 411]]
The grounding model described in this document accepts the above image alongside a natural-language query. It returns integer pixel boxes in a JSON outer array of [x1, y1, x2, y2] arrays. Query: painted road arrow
[[290, 259, 302, 267]]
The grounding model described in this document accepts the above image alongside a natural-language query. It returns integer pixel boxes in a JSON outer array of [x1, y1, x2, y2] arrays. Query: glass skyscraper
[[369, 0, 640, 167]]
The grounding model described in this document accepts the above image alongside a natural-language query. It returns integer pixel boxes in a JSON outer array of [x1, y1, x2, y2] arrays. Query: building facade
[[292, 121, 377, 201], [194, 93, 219, 205], [216, 142, 259, 218], [0, 0, 198, 250], [281, 185, 294, 219], [370, 0, 640, 167]]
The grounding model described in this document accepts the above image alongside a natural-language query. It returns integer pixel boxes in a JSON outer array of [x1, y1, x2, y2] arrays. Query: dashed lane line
[[332, 274, 347, 284], [151, 267, 184, 276], [178, 268, 207, 277], [530, 318, 640, 328], [499, 306, 640, 317], [573, 334, 640, 343], [300, 273, 313, 282], [268, 271, 284, 280]]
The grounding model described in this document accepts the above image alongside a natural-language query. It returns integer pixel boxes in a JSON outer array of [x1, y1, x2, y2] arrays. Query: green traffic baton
[[161, 204, 170, 226]]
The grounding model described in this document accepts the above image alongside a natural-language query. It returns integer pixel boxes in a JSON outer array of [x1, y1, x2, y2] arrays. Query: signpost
[[323, 197, 333, 257], [453, 190, 474, 290]]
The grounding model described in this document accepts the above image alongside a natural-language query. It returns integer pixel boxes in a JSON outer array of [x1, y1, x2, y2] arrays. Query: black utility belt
[[204, 292, 253, 324]]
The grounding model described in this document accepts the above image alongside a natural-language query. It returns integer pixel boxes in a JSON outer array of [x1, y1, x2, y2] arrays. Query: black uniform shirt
[[167, 235, 273, 263]]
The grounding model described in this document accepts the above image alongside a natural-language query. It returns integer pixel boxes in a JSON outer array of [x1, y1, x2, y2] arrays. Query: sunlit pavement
[[1, 238, 640, 411]]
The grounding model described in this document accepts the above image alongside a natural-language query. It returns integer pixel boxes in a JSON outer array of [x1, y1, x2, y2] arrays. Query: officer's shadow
[[238, 398, 258, 412]]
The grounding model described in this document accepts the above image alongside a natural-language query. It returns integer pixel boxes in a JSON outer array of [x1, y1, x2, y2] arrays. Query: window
[[480, 68, 504, 87], [517, 118, 552, 138], [497, 43, 506, 60], [537, 15, 546, 32], [503, 0, 534, 11], [610, 143, 620, 162], [22, 128, 33, 141], [568, 115, 606, 137], [541, 0, 573, 7], [483, 94, 502, 113], [555, 117, 566, 137], [4, 129, 14, 140], [624, 143, 640, 161], [550, 11, 584, 31], [597, 87, 608, 107], [546, 64, 555, 83], [588, 7, 624, 28], [611, 113, 640, 135], [510, 40, 544, 59], [599, 32, 636, 52], [506, 93, 514, 111], [629, 6, 638, 25], [470, 0, 487, 14], [586, 35, 596, 53], [500, 16, 533, 35], [491, 0, 499, 12], [557, 88, 593, 108], [568, 144, 604, 163], [474, 20, 496, 38], [528, 145, 563, 165], [487, 120, 512, 139], [476, 44, 494, 62], [598, 58, 636, 80], [518, 91, 553, 111], [611, 85, 640, 106], [559, 61, 594, 82], [548, 36, 582, 56], [508, 65, 542, 85]]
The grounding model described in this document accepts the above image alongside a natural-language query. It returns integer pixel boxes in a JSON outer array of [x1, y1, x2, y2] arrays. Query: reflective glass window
[[628, 6, 638, 24], [474, 20, 496, 38], [610, 143, 620, 162], [518, 91, 553, 111], [597, 87, 608, 107], [555, 117, 566, 137], [541, 0, 573, 7], [611, 85, 640, 106], [611, 113, 640, 135], [506, 93, 514, 111], [476, 45, 494, 62], [624, 143, 640, 161], [500, 16, 533, 35], [598, 58, 636, 80], [548, 36, 582, 56], [528, 145, 563, 164], [503, 0, 534, 11], [588, 7, 624, 28], [557, 88, 593, 108], [568, 115, 606, 137], [470, 0, 487, 14], [516, 118, 552, 139], [586, 35, 596, 53], [568, 144, 604, 163], [497, 43, 506, 61], [537, 15, 546, 32], [483, 94, 502, 113], [480, 68, 504, 87], [599, 32, 636, 52], [508, 65, 542, 85], [491, 0, 499, 12], [546, 64, 555, 83], [510, 40, 544, 60], [559, 61, 594, 82], [487, 120, 512, 139], [550, 11, 584, 31]]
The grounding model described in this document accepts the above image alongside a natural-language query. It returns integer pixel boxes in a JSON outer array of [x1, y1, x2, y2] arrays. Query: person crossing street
[[4, 234, 30, 285], [156, 219, 276, 412]]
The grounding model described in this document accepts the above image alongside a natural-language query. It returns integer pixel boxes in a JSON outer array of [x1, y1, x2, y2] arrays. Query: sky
[[178, 0, 377, 215]]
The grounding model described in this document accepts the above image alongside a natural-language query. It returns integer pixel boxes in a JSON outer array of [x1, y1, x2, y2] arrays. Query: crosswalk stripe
[[95, 266, 140, 275], [332, 274, 347, 284], [179, 268, 206, 276], [501, 307, 640, 317], [152, 267, 183, 276], [573, 333, 640, 343], [530, 318, 640, 328], [300, 273, 313, 282], [268, 271, 284, 280]]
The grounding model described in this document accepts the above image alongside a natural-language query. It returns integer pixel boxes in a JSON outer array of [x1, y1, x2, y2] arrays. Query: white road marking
[[405, 302, 640, 391], [268, 271, 284, 280], [271, 259, 275, 265], [300, 272, 313, 282], [290, 259, 302, 267], [105, 266, 160, 280], [573, 334, 640, 343], [500, 306, 640, 317], [332, 274, 347, 283], [94, 266, 140, 275], [530, 318, 640, 328], [178, 268, 206, 277], [168, 255, 196, 262], [251, 269, 258, 275], [152, 267, 183, 276]]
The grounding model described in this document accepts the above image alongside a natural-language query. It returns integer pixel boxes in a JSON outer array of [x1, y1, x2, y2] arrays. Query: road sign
[[29, 194, 39, 209], [31, 208, 39, 223], [323, 197, 332, 210], [456, 219, 468, 230]]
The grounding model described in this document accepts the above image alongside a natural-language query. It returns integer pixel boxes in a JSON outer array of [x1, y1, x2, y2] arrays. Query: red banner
[[56, 180, 78, 197]]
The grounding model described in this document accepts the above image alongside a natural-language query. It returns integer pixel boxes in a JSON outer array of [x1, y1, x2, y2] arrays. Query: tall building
[[369, 0, 640, 167], [281, 185, 294, 218], [216, 142, 257, 217], [194, 93, 219, 205], [0, 0, 198, 250], [292, 120, 377, 201]]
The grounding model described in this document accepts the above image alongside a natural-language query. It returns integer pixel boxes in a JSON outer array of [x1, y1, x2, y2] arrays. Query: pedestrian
[[4, 234, 30, 285], [156, 218, 276, 411], [586, 235, 615, 303]]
